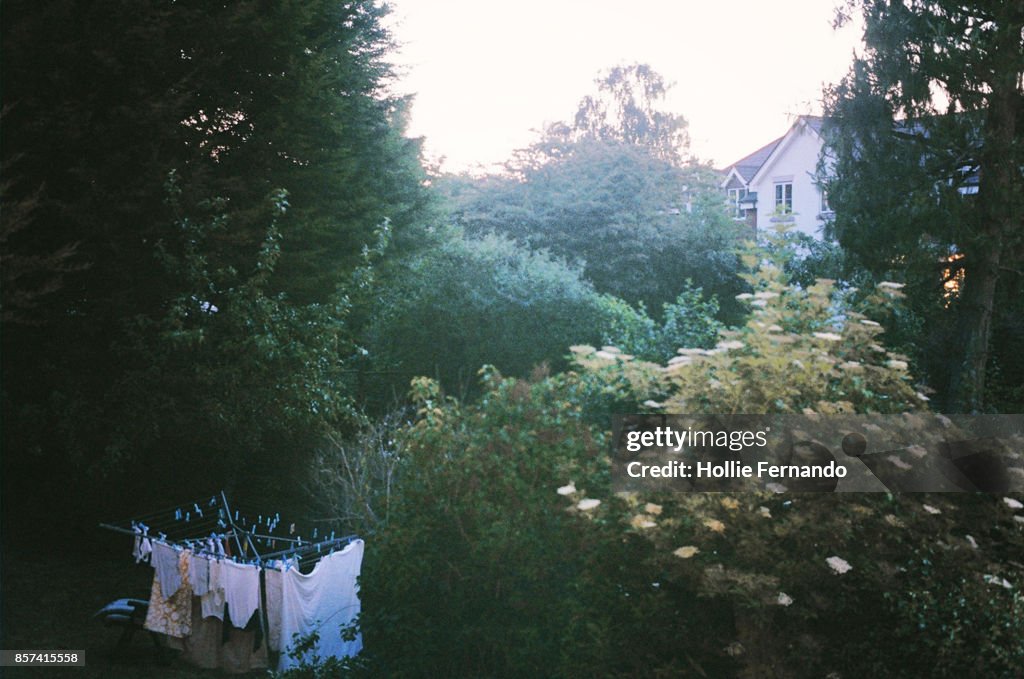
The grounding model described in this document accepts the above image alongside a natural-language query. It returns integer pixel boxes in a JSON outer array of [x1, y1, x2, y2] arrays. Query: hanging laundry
[[201, 558, 226, 620], [144, 548, 193, 638], [181, 598, 269, 673], [263, 564, 285, 652], [278, 539, 364, 670], [190, 552, 211, 597], [221, 560, 261, 629], [151, 541, 183, 599], [132, 531, 152, 564]]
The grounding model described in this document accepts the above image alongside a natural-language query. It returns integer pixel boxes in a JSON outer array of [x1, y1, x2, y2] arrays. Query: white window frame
[[727, 187, 746, 219], [819, 188, 832, 214], [774, 182, 793, 214]]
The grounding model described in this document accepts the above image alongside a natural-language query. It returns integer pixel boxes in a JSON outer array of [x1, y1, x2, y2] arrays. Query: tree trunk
[[947, 241, 999, 412], [946, 12, 1022, 413]]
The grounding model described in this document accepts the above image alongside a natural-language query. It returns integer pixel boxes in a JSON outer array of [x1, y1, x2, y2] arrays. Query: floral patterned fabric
[[144, 549, 193, 638]]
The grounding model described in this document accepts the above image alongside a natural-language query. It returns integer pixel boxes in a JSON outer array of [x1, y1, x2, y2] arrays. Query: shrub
[[305, 239, 1023, 678]]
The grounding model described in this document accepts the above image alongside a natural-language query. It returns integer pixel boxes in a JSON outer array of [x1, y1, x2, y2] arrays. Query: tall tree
[[1, 0, 430, 529], [572, 63, 689, 166], [442, 64, 742, 317], [822, 0, 1024, 411], [444, 137, 743, 315]]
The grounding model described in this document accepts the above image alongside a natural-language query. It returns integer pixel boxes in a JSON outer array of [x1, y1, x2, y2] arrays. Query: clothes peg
[[185, 512, 191, 522], [175, 508, 182, 520], [313, 527, 318, 538], [289, 523, 295, 535]]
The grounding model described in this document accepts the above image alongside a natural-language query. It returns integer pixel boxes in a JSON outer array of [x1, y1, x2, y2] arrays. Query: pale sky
[[384, 0, 863, 173]]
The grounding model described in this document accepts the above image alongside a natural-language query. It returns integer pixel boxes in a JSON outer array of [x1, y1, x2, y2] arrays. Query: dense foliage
[[314, 250, 1023, 678], [1, 0, 431, 528], [3, 4, 1021, 677], [439, 63, 746, 319], [357, 231, 722, 406], [822, 0, 1024, 411]]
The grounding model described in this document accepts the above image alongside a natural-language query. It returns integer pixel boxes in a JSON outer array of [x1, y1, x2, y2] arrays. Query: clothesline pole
[[220, 491, 251, 560]]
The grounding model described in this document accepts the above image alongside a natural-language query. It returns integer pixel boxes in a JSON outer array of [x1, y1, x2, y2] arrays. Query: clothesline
[[99, 491, 365, 672], [100, 491, 353, 567]]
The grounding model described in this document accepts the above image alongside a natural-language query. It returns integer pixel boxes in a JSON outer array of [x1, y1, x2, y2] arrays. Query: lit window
[[774, 182, 793, 213]]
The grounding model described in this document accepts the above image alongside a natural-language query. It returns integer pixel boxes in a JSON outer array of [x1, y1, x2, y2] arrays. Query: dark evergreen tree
[[1, 0, 430, 532], [822, 0, 1024, 411]]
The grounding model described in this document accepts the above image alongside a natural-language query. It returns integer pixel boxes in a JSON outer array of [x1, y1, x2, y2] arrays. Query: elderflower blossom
[[982, 574, 1013, 590], [630, 514, 657, 529], [813, 332, 843, 342], [826, 556, 853, 574], [577, 498, 601, 511], [557, 483, 577, 496], [877, 281, 905, 290]]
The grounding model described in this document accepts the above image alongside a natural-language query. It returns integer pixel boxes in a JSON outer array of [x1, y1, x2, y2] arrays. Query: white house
[[721, 116, 832, 239]]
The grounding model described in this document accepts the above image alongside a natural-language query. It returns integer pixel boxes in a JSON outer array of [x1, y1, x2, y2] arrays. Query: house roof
[[802, 115, 824, 135], [721, 115, 825, 186], [748, 116, 826, 188], [721, 136, 783, 183]]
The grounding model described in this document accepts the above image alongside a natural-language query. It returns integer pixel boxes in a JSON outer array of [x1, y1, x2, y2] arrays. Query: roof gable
[[748, 116, 824, 187], [721, 136, 783, 185]]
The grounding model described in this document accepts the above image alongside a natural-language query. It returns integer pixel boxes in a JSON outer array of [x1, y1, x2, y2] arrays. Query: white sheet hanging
[[221, 560, 261, 629], [277, 539, 364, 670]]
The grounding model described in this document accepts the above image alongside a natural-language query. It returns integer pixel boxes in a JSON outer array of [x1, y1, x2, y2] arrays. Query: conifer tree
[[822, 0, 1024, 411]]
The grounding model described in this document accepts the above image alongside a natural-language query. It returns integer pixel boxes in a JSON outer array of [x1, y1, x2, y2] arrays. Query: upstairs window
[[774, 182, 793, 213]]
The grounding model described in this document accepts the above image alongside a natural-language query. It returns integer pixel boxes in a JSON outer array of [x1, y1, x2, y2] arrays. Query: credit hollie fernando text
[[624, 459, 848, 480]]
